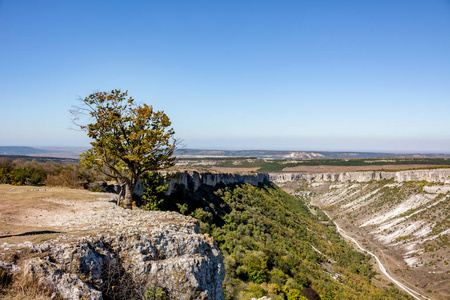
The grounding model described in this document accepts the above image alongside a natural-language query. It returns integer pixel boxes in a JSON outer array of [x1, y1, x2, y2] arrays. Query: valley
[[274, 169, 450, 300], [1, 153, 449, 299]]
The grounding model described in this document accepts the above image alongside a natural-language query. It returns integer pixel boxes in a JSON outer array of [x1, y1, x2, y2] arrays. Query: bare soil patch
[[0, 185, 114, 244], [282, 164, 450, 173], [0, 185, 194, 246], [0, 184, 201, 300]]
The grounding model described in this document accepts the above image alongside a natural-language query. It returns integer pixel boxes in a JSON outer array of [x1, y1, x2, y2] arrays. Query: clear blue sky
[[1, 0, 449, 153]]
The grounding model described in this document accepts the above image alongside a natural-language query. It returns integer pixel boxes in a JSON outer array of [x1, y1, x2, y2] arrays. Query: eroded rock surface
[[1, 206, 225, 299], [270, 168, 450, 184], [163, 171, 270, 195], [309, 181, 449, 300], [272, 169, 450, 300]]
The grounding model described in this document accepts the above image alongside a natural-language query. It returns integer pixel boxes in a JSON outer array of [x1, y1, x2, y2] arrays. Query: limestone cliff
[[163, 171, 270, 194], [308, 180, 450, 300], [270, 168, 450, 184]]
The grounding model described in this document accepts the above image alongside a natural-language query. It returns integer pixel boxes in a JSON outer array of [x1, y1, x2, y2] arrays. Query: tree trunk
[[120, 182, 135, 209], [116, 183, 126, 207]]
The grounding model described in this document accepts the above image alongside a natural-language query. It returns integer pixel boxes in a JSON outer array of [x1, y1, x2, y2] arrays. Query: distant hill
[[0, 155, 78, 164], [1, 146, 448, 160], [0, 146, 53, 155], [0, 146, 86, 159], [177, 149, 450, 159]]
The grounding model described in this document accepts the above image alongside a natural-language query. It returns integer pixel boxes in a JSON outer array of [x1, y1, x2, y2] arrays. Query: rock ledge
[[1, 209, 225, 300]]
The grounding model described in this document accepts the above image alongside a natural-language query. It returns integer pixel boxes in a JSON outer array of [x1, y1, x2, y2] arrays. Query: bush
[[10, 165, 45, 185], [0, 157, 102, 187], [141, 172, 168, 210], [244, 251, 269, 284], [164, 181, 413, 300], [286, 288, 307, 300]]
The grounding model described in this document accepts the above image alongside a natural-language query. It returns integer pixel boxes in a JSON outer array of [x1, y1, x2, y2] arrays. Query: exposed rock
[[309, 180, 450, 300], [90, 171, 270, 198], [163, 171, 270, 195], [0, 261, 20, 273], [270, 169, 450, 184], [1, 209, 225, 300], [25, 257, 103, 300]]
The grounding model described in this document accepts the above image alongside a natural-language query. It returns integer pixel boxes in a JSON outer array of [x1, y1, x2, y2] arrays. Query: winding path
[[325, 212, 431, 300]]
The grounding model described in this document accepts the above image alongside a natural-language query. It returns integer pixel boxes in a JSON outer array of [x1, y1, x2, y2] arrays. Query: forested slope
[[163, 182, 412, 300]]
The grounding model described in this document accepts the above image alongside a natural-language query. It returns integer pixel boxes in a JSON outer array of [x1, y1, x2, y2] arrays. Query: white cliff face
[[306, 179, 450, 300], [270, 169, 450, 184], [163, 171, 270, 194], [272, 168, 450, 300], [1, 209, 225, 300]]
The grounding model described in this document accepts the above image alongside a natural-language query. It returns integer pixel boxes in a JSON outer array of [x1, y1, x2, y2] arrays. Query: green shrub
[[141, 172, 168, 210], [162, 182, 411, 300], [0, 157, 103, 187], [286, 288, 307, 300], [244, 251, 269, 284], [143, 287, 168, 300]]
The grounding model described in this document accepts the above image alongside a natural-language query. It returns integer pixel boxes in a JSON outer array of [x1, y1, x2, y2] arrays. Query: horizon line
[[1, 145, 449, 155]]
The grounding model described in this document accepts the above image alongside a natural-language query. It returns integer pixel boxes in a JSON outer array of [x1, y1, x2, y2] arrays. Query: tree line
[[0, 157, 101, 187]]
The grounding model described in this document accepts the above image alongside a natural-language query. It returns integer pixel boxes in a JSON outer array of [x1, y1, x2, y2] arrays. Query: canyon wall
[[163, 171, 270, 194], [309, 179, 450, 299], [270, 168, 450, 184]]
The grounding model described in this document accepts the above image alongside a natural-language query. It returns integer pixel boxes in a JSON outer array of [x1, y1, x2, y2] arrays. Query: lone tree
[[72, 89, 176, 208]]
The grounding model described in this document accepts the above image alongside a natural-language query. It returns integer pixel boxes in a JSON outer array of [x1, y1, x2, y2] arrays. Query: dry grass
[[0, 246, 61, 300], [0, 272, 61, 300], [0, 292, 54, 300], [0, 184, 111, 244]]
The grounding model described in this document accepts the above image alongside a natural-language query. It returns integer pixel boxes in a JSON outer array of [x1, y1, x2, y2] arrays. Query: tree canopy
[[72, 89, 176, 208]]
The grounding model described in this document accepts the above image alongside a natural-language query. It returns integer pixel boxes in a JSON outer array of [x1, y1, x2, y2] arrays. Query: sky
[[0, 0, 449, 153]]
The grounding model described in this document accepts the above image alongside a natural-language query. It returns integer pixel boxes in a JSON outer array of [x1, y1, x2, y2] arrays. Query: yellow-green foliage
[[0, 157, 100, 187], [73, 89, 176, 207], [286, 288, 307, 300], [168, 183, 413, 300]]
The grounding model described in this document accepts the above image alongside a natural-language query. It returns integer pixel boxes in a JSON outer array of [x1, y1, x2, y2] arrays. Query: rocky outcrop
[[270, 168, 450, 184], [0, 210, 225, 300], [163, 171, 270, 195]]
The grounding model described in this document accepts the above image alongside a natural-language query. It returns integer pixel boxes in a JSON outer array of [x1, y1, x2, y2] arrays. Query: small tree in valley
[[72, 89, 176, 208]]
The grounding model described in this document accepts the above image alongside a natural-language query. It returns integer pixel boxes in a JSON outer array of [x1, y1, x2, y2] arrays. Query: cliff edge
[[270, 168, 450, 184], [0, 186, 225, 299], [163, 170, 270, 194]]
